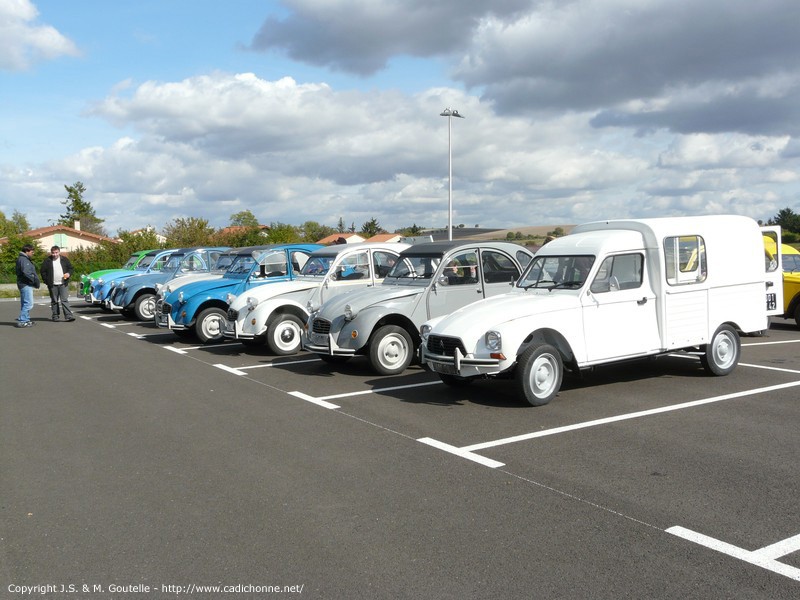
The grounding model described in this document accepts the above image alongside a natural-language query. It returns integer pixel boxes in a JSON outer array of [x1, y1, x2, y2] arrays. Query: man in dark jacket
[[40, 245, 75, 322], [15, 244, 40, 327]]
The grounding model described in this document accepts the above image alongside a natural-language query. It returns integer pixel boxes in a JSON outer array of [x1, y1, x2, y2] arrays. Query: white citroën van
[[420, 215, 783, 406]]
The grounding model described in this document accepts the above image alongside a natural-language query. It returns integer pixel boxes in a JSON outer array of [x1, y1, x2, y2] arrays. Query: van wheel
[[318, 355, 351, 365], [134, 293, 157, 321], [794, 304, 800, 328], [369, 325, 413, 375], [267, 314, 303, 355], [516, 344, 563, 406], [196, 307, 227, 343], [700, 324, 740, 376]]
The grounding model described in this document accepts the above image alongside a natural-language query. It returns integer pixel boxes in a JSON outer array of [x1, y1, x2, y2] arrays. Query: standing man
[[15, 244, 40, 327], [40, 245, 75, 322]]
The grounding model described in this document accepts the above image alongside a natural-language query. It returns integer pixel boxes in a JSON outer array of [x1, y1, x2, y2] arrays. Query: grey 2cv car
[[303, 241, 534, 375]]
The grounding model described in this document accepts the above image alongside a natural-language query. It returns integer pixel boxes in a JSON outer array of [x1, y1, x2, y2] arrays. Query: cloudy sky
[[2, 0, 799, 236]]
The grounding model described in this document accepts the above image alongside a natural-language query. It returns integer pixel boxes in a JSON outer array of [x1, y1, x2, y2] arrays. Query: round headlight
[[155, 283, 162, 292], [178, 291, 185, 304], [344, 304, 357, 321], [97, 278, 104, 285], [246, 296, 258, 311], [485, 330, 502, 351], [226, 292, 236, 305], [420, 324, 432, 340]]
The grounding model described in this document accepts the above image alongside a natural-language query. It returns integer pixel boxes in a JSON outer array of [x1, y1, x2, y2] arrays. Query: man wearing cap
[[40, 245, 75, 322], [15, 244, 40, 327]]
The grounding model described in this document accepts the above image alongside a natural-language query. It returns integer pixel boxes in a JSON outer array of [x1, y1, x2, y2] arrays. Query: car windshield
[[783, 254, 800, 272], [225, 254, 257, 275], [163, 254, 187, 271], [519, 255, 595, 290], [212, 254, 235, 272], [387, 256, 441, 279], [300, 256, 334, 276], [122, 255, 140, 269], [136, 255, 157, 269]]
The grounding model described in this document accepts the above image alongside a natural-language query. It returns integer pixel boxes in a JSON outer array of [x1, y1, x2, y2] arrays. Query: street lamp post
[[440, 108, 464, 241]]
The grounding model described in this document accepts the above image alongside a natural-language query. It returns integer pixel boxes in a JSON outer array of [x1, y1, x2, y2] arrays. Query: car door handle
[[637, 297, 648, 305], [766, 281, 774, 288]]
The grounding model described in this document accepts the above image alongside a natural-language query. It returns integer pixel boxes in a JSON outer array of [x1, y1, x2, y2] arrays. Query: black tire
[[134, 293, 157, 321], [515, 343, 563, 406], [700, 324, 740, 376], [794, 303, 800, 328], [266, 314, 304, 355], [195, 307, 227, 344], [173, 329, 195, 340], [369, 325, 414, 375]]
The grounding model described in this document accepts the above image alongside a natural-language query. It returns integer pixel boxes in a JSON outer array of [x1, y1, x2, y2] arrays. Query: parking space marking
[[214, 364, 247, 376], [419, 380, 800, 468], [667, 526, 800, 582], [740, 362, 800, 375], [165, 347, 187, 355], [742, 339, 800, 347], [288, 391, 340, 409], [418, 438, 505, 468], [240, 359, 320, 369], [291, 380, 441, 403]]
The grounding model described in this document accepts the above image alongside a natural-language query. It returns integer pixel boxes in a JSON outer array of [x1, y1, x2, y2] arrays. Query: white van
[[420, 215, 783, 406]]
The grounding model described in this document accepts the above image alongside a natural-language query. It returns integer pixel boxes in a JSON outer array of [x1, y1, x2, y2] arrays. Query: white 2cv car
[[303, 241, 534, 375], [420, 215, 783, 406], [223, 242, 409, 354]]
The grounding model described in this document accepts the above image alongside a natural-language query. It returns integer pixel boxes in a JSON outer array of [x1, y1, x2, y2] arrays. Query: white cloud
[[0, 0, 79, 70]]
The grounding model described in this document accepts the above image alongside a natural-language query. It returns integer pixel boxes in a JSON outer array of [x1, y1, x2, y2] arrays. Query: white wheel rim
[[713, 332, 736, 369], [273, 320, 300, 352], [377, 334, 408, 370], [140, 297, 156, 319], [530, 353, 558, 398], [201, 313, 223, 339]]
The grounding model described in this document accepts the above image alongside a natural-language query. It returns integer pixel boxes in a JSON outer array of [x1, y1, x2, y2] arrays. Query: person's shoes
[[16, 321, 33, 328], [65, 317, 76, 322], [52, 316, 60, 321]]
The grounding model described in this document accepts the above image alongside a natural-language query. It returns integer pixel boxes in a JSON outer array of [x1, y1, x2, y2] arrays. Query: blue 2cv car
[[155, 244, 321, 343]]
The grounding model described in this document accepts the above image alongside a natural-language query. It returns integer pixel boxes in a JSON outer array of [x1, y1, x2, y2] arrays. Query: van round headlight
[[246, 296, 258, 311], [485, 330, 502, 351], [420, 324, 432, 340]]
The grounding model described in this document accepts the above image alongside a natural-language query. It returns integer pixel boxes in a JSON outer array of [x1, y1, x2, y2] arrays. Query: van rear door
[[761, 226, 784, 316]]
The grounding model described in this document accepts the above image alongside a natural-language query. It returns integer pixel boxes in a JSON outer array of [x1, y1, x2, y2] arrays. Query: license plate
[[428, 360, 457, 375], [310, 333, 328, 346], [766, 293, 777, 311], [155, 315, 167, 326]]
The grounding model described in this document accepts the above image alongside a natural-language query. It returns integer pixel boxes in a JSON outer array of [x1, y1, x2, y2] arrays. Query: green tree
[[300, 221, 336, 243], [265, 222, 301, 243], [0, 234, 48, 282], [162, 217, 215, 247], [229, 210, 260, 228], [337, 217, 345, 233], [0, 210, 30, 236], [769, 208, 800, 234], [59, 181, 106, 236], [359, 217, 384, 238]]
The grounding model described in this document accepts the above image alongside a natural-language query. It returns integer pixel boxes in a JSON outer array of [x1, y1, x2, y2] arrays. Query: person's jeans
[[18, 285, 34, 322], [48, 284, 74, 319]]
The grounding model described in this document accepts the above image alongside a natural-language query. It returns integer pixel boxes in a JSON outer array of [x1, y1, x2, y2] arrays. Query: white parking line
[[420, 380, 800, 467], [240, 359, 321, 369], [667, 526, 800, 581], [288, 391, 340, 409], [214, 364, 247, 376]]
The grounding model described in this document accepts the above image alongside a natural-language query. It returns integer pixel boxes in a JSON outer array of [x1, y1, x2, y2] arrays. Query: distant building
[[316, 233, 366, 245], [126, 226, 167, 245], [0, 221, 116, 253], [218, 224, 270, 237], [365, 233, 404, 243]]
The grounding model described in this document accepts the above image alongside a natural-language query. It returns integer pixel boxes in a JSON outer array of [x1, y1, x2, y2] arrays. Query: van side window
[[590, 253, 643, 293], [664, 235, 707, 285]]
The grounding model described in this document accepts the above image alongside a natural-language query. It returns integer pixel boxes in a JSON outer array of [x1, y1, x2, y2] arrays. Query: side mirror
[[437, 275, 450, 286]]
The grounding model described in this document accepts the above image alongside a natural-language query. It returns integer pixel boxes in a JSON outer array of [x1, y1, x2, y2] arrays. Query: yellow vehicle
[[764, 236, 800, 326]]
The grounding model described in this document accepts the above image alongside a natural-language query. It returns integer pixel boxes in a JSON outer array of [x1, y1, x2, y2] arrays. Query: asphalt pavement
[[1, 298, 799, 598]]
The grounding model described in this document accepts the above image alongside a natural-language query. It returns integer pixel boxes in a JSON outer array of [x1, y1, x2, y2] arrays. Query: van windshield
[[519, 255, 595, 290]]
